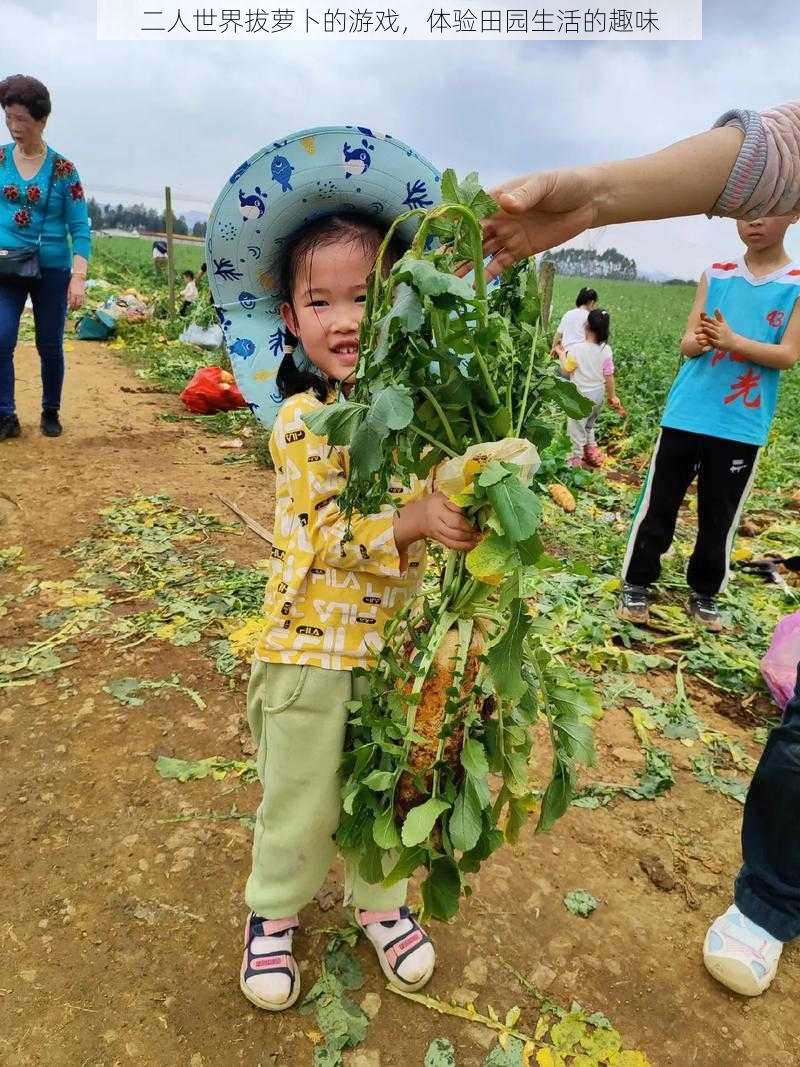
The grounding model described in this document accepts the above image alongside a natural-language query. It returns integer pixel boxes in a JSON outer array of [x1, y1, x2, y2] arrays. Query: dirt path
[[1, 340, 798, 1067]]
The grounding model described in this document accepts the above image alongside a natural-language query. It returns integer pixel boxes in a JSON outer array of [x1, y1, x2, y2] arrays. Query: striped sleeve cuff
[[708, 109, 768, 219]]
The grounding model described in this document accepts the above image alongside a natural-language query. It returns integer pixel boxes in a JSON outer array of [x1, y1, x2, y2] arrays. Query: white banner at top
[[97, 1, 703, 41]]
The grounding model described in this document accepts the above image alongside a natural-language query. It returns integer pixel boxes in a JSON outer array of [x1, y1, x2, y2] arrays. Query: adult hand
[[68, 275, 86, 311], [483, 168, 599, 282]]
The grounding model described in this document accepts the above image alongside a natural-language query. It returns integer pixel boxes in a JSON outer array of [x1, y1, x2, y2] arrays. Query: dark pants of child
[[736, 663, 800, 941], [179, 301, 192, 317], [622, 427, 759, 596]]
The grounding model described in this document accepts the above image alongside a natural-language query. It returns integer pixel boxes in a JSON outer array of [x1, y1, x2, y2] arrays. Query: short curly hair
[[0, 75, 51, 121]]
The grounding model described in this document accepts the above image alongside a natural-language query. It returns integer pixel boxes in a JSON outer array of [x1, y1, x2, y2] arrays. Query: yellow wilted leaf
[[549, 1013, 587, 1054], [580, 1026, 622, 1058], [534, 1015, 551, 1041], [608, 1052, 653, 1067], [306, 1029, 323, 1045], [536, 1048, 566, 1067], [55, 589, 106, 609], [133, 499, 159, 514], [600, 577, 621, 593], [227, 616, 268, 657], [630, 706, 655, 746], [450, 485, 477, 508], [505, 1005, 522, 1029], [466, 532, 518, 586], [487, 1004, 499, 1023], [731, 546, 752, 563]]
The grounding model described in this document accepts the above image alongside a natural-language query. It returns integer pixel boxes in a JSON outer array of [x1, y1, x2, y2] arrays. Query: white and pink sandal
[[356, 907, 436, 991], [240, 912, 301, 1011]]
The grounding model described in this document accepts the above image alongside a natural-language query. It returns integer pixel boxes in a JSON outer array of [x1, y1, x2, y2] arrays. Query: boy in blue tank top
[[619, 213, 800, 630]]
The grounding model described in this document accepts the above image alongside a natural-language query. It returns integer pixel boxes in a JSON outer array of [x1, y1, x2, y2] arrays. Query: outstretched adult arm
[[482, 102, 800, 281]]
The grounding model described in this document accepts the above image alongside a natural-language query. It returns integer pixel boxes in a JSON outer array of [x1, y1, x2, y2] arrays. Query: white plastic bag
[[179, 323, 224, 350], [434, 438, 541, 500]]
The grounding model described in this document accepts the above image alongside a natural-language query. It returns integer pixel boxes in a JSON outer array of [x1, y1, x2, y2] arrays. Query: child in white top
[[551, 286, 598, 357], [557, 307, 625, 467], [179, 269, 198, 316]]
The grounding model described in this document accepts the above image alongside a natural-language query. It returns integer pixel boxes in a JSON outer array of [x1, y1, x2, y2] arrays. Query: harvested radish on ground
[[305, 172, 599, 920], [549, 483, 577, 513]]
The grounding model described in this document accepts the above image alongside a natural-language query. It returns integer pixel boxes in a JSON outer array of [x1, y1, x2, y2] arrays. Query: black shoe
[[0, 413, 21, 440], [618, 581, 651, 625], [41, 409, 62, 437], [688, 593, 723, 632]]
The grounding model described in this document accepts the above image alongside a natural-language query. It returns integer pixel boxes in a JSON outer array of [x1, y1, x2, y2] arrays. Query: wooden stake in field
[[165, 185, 176, 318]]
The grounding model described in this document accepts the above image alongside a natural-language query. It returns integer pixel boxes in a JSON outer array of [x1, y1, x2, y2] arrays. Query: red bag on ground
[[179, 366, 247, 414]]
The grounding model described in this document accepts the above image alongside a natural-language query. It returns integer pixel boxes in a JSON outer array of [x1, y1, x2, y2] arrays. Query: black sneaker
[[689, 593, 723, 632], [41, 409, 62, 437], [618, 581, 651, 625], [0, 413, 21, 441]]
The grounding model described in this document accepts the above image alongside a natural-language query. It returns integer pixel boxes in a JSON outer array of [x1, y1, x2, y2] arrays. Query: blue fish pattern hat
[[206, 126, 442, 428]]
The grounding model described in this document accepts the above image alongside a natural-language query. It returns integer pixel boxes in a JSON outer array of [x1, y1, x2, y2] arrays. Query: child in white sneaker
[[703, 661, 800, 996]]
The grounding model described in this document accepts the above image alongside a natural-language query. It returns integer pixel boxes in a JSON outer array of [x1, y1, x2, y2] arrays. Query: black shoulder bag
[[0, 151, 57, 282]]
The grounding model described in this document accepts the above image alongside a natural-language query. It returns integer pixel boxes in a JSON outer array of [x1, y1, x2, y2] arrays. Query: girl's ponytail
[[275, 350, 330, 403], [586, 307, 611, 345]]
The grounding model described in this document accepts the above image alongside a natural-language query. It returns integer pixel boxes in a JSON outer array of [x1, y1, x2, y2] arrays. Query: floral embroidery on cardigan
[[13, 208, 32, 228], [54, 158, 75, 180], [3, 184, 20, 202]]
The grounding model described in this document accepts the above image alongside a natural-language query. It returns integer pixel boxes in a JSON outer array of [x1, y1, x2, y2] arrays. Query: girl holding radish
[[207, 129, 478, 1012]]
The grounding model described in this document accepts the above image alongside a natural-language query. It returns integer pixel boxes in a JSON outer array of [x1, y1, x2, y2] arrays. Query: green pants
[[245, 659, 407, 919]]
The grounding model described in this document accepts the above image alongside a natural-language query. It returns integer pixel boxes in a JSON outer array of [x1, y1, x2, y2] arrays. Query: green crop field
[[91, 232, 205, 284]]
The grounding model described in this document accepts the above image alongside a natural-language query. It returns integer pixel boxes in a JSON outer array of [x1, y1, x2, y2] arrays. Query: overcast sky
[[4, 1, 799, 276]]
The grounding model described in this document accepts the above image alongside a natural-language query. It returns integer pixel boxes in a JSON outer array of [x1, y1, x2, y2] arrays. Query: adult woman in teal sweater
[[0, 75, 91, 439]]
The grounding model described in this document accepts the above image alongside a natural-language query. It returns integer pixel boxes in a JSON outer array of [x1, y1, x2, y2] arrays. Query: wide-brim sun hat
[[206, 125, 442, 428]]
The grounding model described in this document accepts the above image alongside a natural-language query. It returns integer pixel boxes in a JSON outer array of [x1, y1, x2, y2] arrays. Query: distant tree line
[[87, 198, 207, 238], [543, 246, 637, 281]]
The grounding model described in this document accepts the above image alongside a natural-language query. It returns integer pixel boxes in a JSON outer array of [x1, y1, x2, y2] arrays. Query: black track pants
[[622, 427, 759, 596]]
